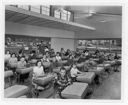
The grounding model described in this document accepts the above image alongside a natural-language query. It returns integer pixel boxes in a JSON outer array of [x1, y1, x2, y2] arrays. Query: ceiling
[[53, 6, 122, 22], [5, 5, 95, 33], [66, 6, 122, 15]]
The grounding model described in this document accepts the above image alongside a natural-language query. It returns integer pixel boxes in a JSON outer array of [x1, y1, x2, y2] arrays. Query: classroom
[[4, 5, 122, 99]]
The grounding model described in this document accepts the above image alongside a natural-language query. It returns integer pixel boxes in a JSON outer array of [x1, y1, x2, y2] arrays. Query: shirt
[[70, 68, 79, 77], [56, 56, 61, 62], [5, 54, 11, 61], [17, 61, 26, 69], [33, 66, 45, 77], [9, 57, 17, 64]]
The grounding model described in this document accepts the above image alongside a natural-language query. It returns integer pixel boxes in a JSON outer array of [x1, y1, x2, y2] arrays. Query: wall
[[5, 21, 75, 52], [51, 38, 75, 52]]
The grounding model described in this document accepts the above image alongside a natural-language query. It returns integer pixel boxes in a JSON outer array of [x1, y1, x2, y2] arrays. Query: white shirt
[[56, 56, 61, 61], [70, 68, 79, 77], [33, 66, 45, 77], [5, 54, 11, 61]]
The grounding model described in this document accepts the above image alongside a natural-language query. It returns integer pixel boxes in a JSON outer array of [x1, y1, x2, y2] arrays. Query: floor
[[90, 70, 121, 99]]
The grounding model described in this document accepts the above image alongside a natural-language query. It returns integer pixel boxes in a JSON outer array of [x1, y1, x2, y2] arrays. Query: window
[[67, 11, 71, 21], [54, 9, 71, 21], [31, 5, 40, 13], [17, 5, 29, 10], [54, 10, 61, 19], [41, 5, 50, 16], [61, 9, 67, 20]]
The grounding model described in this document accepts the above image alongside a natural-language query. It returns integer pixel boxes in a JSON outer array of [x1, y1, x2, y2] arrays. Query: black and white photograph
[[3, 4, 122, 100]]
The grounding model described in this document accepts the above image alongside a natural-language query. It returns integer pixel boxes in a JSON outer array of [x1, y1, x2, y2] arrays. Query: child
[[55, 67, 71, 97], [32, 60, 46, 90], [70, 63, 84, 82]]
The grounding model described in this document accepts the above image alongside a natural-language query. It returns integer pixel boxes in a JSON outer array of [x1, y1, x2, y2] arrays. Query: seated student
[[44, 46, 49, 53], [50, 49, 56, 57], [17, 50, 24, 61], [98, 55, 105, 64], [67, 55, 74, 66], [42, 55, 50, 62], [77, 53, 86, 63], [114, 52, 119, 60], [5, 50, 11, 61], [17, 56, 28, 83], [56, 52, 62, 62], [60, 48, 65, 57], [9, 53, 18, 72], [28, 51, 37, 61], [17, 56, 27, 69], [70, 63, 85, 82], [65, 49, 71, 57], [32, 60, 47, 90], [75, 48, 81, 58], [107, 54, 113, 61], [33, 60, 45, 79], [55, 67, 71, 97], [114, 53, 120, 72]]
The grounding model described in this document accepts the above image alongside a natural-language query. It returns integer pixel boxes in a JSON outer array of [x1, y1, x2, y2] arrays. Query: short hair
[[60, 66, 66, 71], [36, 60, 42, 66], [11, 53, 16, 57]]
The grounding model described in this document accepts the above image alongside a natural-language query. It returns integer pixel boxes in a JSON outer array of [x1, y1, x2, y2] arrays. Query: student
[[60, 48, 65, 57], [33, 60, 45, 79], [42, 55, 50, 62], [77, 53, 86, 63], [44, 46, 49, 52], [32, 60, 46, 90], [67, 55, 74, 66], [17, 56, 28, 83], [17, 56, 27, 69], [28, 51, 37, 61], [56, 52, 62, 62], [5, 50, 11, 61], [17, 50, 24, 61], [9, 53, 18, 72], [50, 49, 55, 57], [55, 67, 71, 97], [9, 53, 17, 64], [70, 63, 85, 82], [65, 49, 71, 57], [114, 53, 120, 72]]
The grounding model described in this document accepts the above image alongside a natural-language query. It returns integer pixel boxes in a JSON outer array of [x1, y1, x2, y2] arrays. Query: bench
[[61, 82, 88, 99]]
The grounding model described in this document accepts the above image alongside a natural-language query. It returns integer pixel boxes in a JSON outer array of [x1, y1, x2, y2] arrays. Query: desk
[[89, 67, 105, 75], [77, 72, 95, 84], [61, 82, 88, 99], [4, 85, 29, 98]]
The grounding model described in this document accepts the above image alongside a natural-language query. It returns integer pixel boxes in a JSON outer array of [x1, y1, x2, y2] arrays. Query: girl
[[70, 63, 84, 82]]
